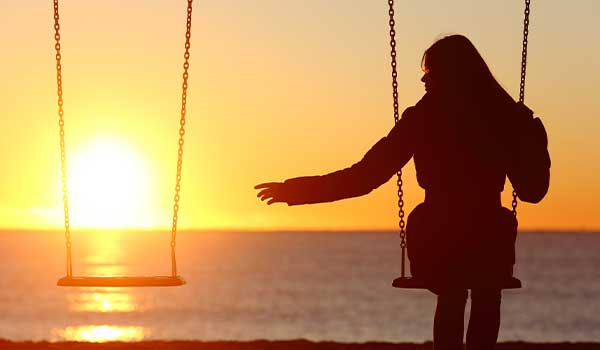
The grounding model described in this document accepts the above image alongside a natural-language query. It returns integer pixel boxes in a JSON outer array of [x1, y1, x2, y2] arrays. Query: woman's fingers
[[255, 182, 282, 189], [255, 181, 286, 204], [257, 188, 273, 198], [260, 193, 274, 201], [258, 188, 277, 201]]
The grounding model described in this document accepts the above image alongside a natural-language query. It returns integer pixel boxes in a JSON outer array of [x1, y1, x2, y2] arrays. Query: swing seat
[[57, 275, 186, 287], [392, 276, 522, 290]]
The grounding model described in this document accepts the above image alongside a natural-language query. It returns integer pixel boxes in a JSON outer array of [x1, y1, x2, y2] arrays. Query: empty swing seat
[[57, 275, 186, 287], [392, 276, 522, 290]]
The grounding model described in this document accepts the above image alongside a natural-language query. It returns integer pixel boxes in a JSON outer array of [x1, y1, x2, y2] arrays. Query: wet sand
[[1, 340, 599, 350]]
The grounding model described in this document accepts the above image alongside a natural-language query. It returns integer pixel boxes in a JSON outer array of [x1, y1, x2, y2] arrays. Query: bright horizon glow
[[65, 137, 156, 229]]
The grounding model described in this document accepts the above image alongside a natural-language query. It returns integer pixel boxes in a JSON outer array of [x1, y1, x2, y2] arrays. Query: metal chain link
[[170, 0, 193, 277], [513, 0, 531, 217], [53, 0, 72, 277], [387, 0, 407, 278]]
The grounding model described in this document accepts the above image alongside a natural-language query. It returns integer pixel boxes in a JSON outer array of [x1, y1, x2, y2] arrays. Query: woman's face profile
[[421, 69, 436, 92]]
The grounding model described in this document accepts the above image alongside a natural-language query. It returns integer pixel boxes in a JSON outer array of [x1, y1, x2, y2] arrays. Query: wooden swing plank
[[392, 276, 522, 290], [57, 275, 186, 287]]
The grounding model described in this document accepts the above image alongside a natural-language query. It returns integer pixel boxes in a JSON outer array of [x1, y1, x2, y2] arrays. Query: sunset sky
[[0, 0, 598, 231]]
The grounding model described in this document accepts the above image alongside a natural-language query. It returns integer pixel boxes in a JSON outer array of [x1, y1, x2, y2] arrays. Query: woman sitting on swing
[[255, 35, 550, 350]]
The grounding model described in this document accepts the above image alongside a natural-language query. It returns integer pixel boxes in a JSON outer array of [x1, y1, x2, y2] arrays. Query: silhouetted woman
[[255, 35, 550, 350]]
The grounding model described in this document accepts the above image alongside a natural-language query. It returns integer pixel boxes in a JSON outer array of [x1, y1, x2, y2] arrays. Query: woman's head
[[420, 34, 513, 104]]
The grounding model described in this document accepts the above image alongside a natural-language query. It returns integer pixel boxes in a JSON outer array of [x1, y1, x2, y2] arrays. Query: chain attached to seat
[[170, 0, 194, 277], [513, 0, 531, 217], [387, 0, 407, 278], [53, 0, 72, 277]]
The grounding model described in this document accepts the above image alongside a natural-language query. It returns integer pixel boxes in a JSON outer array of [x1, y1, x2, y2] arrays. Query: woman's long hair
[[422, 34, 515, 110], [421, 35, 517, 163]]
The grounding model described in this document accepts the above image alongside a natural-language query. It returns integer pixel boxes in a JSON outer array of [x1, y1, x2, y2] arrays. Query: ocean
[[0, 230, 598, 342]]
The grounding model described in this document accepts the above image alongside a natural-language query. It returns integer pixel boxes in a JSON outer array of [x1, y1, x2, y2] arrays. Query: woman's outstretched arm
[[256, 108, 417, 205]]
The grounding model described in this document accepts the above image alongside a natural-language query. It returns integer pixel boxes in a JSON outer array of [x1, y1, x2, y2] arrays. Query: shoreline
[[1, 340, 599, 350]]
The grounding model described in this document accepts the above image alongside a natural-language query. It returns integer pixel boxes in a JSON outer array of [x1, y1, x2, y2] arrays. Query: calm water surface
[[0, 230, 599, 342]]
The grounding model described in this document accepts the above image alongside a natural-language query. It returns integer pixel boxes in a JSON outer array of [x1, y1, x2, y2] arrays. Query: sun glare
[[67, 137, 156, 228], [53, 325, 148, 342]]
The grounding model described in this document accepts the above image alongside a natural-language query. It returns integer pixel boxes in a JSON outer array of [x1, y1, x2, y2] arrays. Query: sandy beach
[[1, 340, 599, 350]]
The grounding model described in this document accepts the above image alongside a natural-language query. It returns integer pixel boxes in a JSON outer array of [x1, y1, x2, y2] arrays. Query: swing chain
[[54, 0, 72, 277], [170, 0, 193, 276], [519, 0, 530, 104], [513, 0, 531, 216], [387, 0, 407, 277]]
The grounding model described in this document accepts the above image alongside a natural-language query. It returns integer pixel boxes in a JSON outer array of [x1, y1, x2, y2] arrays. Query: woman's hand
[[255, 182, 289, 205]]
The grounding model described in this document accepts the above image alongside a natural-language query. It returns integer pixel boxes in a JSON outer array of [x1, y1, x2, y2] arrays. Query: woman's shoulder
[[400, 93, 434, 122]]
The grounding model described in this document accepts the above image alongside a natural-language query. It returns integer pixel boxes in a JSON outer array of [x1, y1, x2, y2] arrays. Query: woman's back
[[409, 90, 514, 209]]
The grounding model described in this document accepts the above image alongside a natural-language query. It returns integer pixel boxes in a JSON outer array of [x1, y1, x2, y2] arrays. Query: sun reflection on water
[[57, 230, 159, 342], [83, 231, 124, 266], [69, 291, 138, 312], [52, 325, 149, 342]]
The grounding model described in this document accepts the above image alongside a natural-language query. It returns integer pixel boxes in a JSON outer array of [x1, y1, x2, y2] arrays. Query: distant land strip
[[1, 340, 599, 350]]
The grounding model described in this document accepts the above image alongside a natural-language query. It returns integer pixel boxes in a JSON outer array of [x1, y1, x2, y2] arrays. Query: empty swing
[[53, 0, 194, 287], [390, 0, 533, 290]]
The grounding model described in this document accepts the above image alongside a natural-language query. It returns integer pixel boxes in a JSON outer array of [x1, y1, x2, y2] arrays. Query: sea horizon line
[[1, 228, 599, 235]]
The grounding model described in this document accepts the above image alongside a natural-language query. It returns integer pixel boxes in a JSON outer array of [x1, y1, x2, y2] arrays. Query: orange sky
[[0, 1, 598, 231]]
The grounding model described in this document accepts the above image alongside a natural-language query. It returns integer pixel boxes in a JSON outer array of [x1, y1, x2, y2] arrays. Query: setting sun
[[66, 137, 156, 229]]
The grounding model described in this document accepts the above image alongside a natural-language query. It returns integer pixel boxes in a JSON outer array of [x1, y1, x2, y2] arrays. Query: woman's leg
[[466, 289, 502, 350], [433, 289, 468, 350]]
